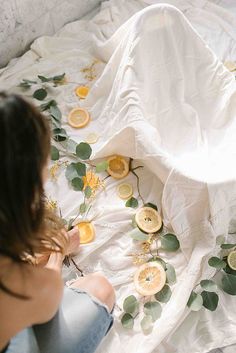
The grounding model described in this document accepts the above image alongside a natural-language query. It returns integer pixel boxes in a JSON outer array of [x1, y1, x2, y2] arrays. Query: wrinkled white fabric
[[1, 1, 236, 353]]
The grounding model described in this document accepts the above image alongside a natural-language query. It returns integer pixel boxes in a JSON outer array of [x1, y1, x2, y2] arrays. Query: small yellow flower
[[82, 170, 101, 193], [46, 198, 58, 211]]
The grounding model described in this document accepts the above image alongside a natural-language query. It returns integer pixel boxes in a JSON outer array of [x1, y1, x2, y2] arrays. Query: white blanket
[[1, 1, 236, 353]]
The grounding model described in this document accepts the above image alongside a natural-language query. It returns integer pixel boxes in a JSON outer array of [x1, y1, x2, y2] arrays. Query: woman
[[0, 92, 115, 353]]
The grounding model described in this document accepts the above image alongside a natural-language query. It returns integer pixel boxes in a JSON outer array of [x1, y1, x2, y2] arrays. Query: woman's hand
[[65, 227, 80, 255]]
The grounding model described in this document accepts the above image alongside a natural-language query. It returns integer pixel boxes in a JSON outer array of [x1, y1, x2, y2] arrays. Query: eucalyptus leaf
[[79, 203, 87, 214], [66, 139, 77, 154], [208, 257, 226, 269], [95, 160, 109, 173], [221, 273, 236, 295], [125, 197, 138, 209], [84, 186, 92, 199], [200, 280, 217, 292], [40, 99, 57, 111], [53, 73, 65, 83], [71, 177, 84, 191], [53, 128, 68, 142], [141, 315, 153, 331], [160, 234, 180, 252], [144, 203, 158, 211], [38, 75, 51, 82], [67, 218, 74, 231], [76, 142, 92, 160], [131, 215, 137, 228], [33, 88, 47, 101], [51, 146, 60, 161], [155, 285, 172, 303], [221, 244, 236, 249], [74, 162, 86, 177], [66, 164, 79, 181], [187, 291, 203, 311], [201, 291, 219, 311], [50, 104, 62, 122], [123, 295, 138, 314], [165, 263, 176, 285], [128, 228, 149, 241], [121, 313, 134, 329], [216, 235, 225, 245], [148, 257, 166, 270], [143, 301, 162, 322]]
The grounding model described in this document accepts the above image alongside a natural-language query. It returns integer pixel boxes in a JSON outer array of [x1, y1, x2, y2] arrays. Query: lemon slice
[[68, 107, 90, 128], [135, 207, 162, 234], [107, 155, 129, 179], [76, 221, 95, 244], [134, 262, 166, 296], [75, 86, 90, 99], [227, 250, 236, 270], [85, 132, 99, 144], [224, 61, 236, 72], [117, 183, 133, 199]]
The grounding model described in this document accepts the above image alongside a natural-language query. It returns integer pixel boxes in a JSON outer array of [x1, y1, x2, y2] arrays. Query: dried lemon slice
[[75, 85, 90, 99], [107, 155, 129, 179], [224, 61, 236, 72], [227, 250, 236, 270], [134, 262, 166, 296], [135, 207, 162, 234], [68, 107, 90, 128], [117, 183, 133, 200], [85, 132, 99, 144], [76, 221, 95, 244]]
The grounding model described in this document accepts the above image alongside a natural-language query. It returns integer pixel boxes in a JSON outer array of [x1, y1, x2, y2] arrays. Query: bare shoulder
[[0, 260, 63, 325]]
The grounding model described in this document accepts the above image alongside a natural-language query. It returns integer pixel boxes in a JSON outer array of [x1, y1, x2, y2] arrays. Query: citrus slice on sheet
[[85, 132, 99, 144], [107, 155, 129, 179], [76, 221, 95, 244], [134, 262, 166, 296], [135, 207, 162, 234], [68, 107, 90, 128], [75, 85, 90, 99], [227, 250, 236, 270], [117, 183, 133, 199], [224, 61, 236, 72]]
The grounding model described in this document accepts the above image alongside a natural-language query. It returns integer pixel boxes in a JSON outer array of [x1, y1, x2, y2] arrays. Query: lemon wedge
[[76, 221, 95, 244]]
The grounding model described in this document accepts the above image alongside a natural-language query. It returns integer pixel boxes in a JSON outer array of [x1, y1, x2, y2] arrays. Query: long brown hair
[[0, 92, 66, 296]]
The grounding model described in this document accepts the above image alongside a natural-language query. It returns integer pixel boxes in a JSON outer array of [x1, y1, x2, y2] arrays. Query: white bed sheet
[[1, 1, 236, 353]]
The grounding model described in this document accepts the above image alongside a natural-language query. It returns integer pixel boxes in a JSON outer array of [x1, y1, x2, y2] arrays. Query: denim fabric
[[6, 286, 114, 353]]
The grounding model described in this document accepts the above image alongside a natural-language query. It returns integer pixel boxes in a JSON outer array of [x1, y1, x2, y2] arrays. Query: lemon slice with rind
[[107, 155, 129, 179], [68, 107, 90, 128], [117, 183, 133, 200], [134, 262, 166, 296], [224, 61, 236, 72], [75, 86, 90, 99], [85, 132, 99, 144], [76, 221, 95, 244], [227, 250, 236, 270], [135, 207, 162, 234]]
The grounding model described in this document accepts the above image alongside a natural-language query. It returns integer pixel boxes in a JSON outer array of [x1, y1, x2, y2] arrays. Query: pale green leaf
[[187, 291, 203, 311], [201, 291, 219, 311], [51, 146, 59, 161], [200, 280, 217, 292], [125, 197, 138, 208], [143, 301, 162, 322], [95, 160, 109, 173], [155, 285, 172, 303], [165, 263, 176, 285], [160, 234, 180, 252], [123, 295, 138, 314], [121, 313, 134, 329]]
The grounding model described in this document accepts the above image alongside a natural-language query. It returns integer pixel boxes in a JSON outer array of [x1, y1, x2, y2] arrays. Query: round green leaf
[[66, 164, 78, 181], [143, 301, 162, 322], [79, 203, 87, 214], [160, 234, 180, 252], [84, 186, 92, 199], [155, 285, 172, 303], [208, 257, 226, 269], [33, 88, 47, 101], [74, 162, 86, 177], [76, 142, 92, 160], [125, 197, 138, 208], [121, 313, 134, 329], [96, 161, 109, 173], [200, 280, 217, 292], [66, 139, 77, 154], [221, 244, 236, 249], [187, 291, 203, 311], [128, 228, 149, 241], [223, 263, 236, 276], [148, 257, 166, 270], [221, 273, 236, 295], [141, 315, 153, 331], [201, 291, 219, 311], [51, 146, 59, 161], [71, 177, 84, 191], [165, 263, 176, 285], [123, 295, 138, 314]]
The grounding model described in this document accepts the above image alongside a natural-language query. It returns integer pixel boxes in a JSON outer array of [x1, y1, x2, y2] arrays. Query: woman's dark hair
[[0, 92, 66, 297]]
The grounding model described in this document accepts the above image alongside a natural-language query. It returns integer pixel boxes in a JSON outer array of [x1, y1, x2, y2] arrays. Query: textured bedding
[[1, 1, 236, 353]]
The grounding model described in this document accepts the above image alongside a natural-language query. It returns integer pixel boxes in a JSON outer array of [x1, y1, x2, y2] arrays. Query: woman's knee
[[70, 273, 115, 312]]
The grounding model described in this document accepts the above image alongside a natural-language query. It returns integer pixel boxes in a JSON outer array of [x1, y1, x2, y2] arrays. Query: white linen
[[1, 1, 236, 353]]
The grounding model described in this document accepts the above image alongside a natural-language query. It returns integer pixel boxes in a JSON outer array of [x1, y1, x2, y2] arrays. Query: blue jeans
[[6, 286, 114, 353]]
